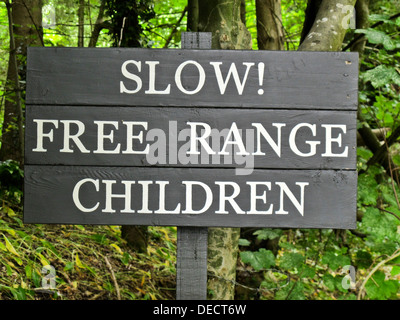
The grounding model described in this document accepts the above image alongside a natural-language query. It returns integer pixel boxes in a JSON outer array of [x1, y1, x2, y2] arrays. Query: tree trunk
[[198, 0, 252, 300], [300, 0, 322, 44], [198, 0, 252, 50], [256, 0, 284, 50], [78, 0, 85, 47], [88, 0, 107, 48], [298, 0, 357, 51], [187, 0, 199, 32], [351, 0, 369, 53], [105, 0, 149, 253], [0, 0, 42, 163], [241, 0, 285, 268]]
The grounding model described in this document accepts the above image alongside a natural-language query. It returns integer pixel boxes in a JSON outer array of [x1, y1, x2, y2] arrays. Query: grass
[[0, 208, 177, 300]]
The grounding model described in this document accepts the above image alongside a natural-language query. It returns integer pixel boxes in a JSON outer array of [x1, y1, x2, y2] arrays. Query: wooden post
[[176, 32, 211, 300]]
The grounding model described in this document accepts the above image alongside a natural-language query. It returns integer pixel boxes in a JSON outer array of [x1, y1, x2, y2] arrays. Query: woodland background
[[0, 0, 400, 300]]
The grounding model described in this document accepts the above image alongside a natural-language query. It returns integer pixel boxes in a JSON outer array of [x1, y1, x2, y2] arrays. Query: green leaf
[[355, 250, 373, 269], [391, 265, 400, 276], [357, 173, 379, 206], [32, 269, 42, 288], [275, 282, 306, 300], [301, 265, 316, 279], [238, 238, 251, 246], [321, 251, 351, 270], [41, 240, 61, 259], [3, 234, 20, 257], [278, 252, 305, 271], [363, 65, 400, 88], [240, 248, 275, 271], [64, 261, 74, 272], [365, 271, 399, 300], [355, 28, 399, 50], [359, 207, 400, 244], [322, 273, 336, 291], [369, 14, 395, 25], [253, 229, 283, 241]]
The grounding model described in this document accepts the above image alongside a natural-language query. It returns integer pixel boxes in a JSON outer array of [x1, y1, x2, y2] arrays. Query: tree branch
[[163, 6, 188, 48], [357, 248, 400, 300], [298, 0, 357, 51], [88, 0, 107, 47], [21, 0, 44, 47], [343, 11, 400, 51]]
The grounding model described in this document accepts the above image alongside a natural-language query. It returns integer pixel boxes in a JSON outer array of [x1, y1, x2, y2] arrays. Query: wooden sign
[[24, 46, 358, 229]]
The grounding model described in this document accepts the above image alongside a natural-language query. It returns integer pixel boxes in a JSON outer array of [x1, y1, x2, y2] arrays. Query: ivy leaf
[[363, 65, 400, 88], [240, 248, 275, 271]]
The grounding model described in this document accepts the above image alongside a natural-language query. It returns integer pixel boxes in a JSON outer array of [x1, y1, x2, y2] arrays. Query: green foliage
[[0, 160, 23, 211], [244, 0, 306, 50], [142, 0, 187, 48], [365, 271, 399, 300], [253, 228, 283, 241], [0, 0, 400, 301], [355, 28, 400, 51], [239, 5, 400, 300], [240, 249, 275, 271], [0, 211, 177, 300], [105, 0, 155, 48]]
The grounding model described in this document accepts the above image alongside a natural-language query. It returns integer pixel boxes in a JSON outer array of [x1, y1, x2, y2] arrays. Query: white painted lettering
[[122, 121, 149, 154], [154, 181, 181, 214], [186, 122, 216, 155], [321, 124, 348, 157], [252, 123, 286, 157], [102, 180, 136, 213], [175, 60, 206, 95], [215, 181, 245, 214], [94, 121, 121, 154], [275, 182, 309, 216], [210, 62, 255, 95], [72, 178, 99, 212], [120, 60, 142, 94], [32, 119, 58, 152], [145, 61, 171, 94], [182, 181, 213, 214], [289, 123, 320, 157], [246, 182, 273, 214], [60, 120, 90, 153]]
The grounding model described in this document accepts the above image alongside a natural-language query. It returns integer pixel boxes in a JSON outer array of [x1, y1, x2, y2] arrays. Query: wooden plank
[[176, 32, 210, 301], [26, 47, 358, 110], [23, 165, 357, 229], [25, 105, 357, 170], [176, 226, 208, 300]]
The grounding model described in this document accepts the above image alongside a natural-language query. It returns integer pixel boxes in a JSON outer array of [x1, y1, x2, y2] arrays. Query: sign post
[[24, 35, 359, 300], [176, 32, 211, 300]]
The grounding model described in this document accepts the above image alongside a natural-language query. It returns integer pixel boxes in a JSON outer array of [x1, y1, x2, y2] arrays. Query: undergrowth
[[0, 210, 177, 300]]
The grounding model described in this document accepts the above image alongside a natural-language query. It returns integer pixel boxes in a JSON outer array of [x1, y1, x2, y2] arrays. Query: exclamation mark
[[258, 62, 265, 95]]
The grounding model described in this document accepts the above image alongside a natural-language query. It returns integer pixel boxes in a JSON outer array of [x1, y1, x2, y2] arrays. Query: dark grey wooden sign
[[24, 42, 358, 229], [25, 106, 357, 170], [24, 165, 357, 228], [26, 47, 358, 110]]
